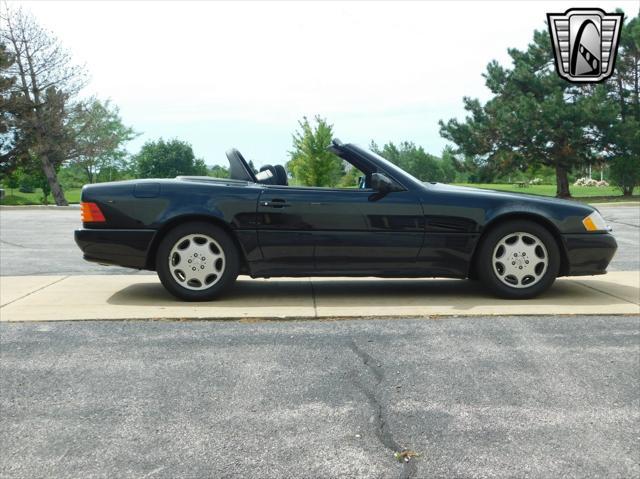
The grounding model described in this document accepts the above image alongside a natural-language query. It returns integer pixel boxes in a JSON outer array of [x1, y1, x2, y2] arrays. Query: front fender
[[482, 196, 594, 235]]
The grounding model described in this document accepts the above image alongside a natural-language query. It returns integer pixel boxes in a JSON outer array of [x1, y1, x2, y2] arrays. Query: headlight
[[582, 211, 609, 232]]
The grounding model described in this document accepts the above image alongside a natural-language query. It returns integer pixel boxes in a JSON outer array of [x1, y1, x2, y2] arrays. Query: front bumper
[[562, 232, 617, 276], [74, 228, 156, 269]]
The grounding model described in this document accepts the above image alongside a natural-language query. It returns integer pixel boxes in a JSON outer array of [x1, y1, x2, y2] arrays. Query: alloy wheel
[[168, 233, 226, 290], [492, 232, 549, 289]]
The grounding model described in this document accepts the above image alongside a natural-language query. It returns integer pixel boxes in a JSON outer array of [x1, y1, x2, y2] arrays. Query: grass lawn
[[454, 183, 638, 202], [0, 184, 637, 205], [0, 188, 82, 205]]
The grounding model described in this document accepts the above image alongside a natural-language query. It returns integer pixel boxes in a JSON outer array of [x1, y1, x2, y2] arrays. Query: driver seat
[[274, 165, 288, 186]]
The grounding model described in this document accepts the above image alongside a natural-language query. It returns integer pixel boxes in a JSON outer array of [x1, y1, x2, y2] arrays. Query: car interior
[[226, 148, 370, 189], [255, 164, 288, 186]]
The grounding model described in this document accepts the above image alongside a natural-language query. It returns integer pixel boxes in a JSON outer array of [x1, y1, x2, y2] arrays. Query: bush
[[58, 165, 88, 188], [609, 156, 640, 196]]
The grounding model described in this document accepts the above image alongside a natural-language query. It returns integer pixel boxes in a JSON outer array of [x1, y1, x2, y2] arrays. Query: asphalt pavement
[[0, 204, 638, 479], [0, 204, 638, 276], [0, 207, 148, 276], [1, 315, 639, 479], [600, 204, 640, 271]]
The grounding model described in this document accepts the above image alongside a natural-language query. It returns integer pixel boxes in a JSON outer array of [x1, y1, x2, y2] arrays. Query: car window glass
[[287, 160, 372, 190]]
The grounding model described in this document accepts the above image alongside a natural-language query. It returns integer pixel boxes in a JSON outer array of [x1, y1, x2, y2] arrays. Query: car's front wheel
[[156, 222, 239, 301], [476, 220, 560, 299]]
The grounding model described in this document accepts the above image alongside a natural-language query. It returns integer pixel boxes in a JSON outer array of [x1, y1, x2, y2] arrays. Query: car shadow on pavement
[[105, 277, 634, 311], [106, 278, 314, 307], [308, 278, 633, 311]]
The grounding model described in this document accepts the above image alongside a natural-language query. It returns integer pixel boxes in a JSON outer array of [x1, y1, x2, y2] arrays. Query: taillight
[[81, 202, 106, 223]]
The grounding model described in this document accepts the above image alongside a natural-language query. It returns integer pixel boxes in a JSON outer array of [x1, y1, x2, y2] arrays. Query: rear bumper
[[562, 232, 617, 276], [74, 228, 155, 269]]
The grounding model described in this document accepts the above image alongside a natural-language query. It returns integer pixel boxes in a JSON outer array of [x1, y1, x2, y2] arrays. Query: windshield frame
[[343, 144, 427, 190]]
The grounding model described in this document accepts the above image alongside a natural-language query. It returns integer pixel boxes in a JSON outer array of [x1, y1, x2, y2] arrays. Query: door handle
[[261, 199, 290, 208]]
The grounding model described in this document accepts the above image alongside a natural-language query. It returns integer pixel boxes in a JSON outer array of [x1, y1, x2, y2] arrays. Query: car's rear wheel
[[476, 220, 560, 299], [156, 222, 239, 301]]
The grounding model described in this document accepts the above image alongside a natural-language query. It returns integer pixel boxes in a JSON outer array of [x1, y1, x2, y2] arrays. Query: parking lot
[[0, 207, 149, 276], [0, 204, 639, 478], [1, 315, 638, 479]]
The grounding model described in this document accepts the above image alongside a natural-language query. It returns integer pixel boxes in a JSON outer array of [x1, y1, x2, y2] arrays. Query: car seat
[[274, 165, 288, 186]]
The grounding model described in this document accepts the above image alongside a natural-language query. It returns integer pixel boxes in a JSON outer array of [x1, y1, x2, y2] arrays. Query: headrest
[[274, 165, 288, 186]]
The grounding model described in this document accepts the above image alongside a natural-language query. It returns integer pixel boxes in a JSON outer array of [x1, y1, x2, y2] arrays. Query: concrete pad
[[0, 275, 315, 322], [573, 271, 640, 305], [0, 272, 638, 322], [312, 272, 639, 318], [0, 275, 66, 307]]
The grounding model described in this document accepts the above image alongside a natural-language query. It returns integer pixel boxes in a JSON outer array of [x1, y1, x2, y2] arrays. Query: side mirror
[[371, 172, 401, 194]]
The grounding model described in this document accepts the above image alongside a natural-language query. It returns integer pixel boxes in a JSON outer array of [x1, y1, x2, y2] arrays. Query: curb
[[3, 312, 640, 324], [589, 202, 639, 207], [0, 204, 80, 210]]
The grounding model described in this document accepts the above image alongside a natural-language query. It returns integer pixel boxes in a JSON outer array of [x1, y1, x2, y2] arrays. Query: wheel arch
[[145, 214, 249, 273], [468, 212, 569, 279]]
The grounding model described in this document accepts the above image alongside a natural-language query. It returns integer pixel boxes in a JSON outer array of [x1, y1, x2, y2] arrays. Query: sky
[[11, 0, 639, 167]]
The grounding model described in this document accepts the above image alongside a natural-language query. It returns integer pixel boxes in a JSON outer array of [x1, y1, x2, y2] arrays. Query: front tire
[[156, 222, 239, 301], [476, 220, 560, 299]]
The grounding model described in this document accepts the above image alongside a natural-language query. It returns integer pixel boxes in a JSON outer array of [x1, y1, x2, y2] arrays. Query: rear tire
[[156, 222, 239, 301], [475, 220, 560, 299]]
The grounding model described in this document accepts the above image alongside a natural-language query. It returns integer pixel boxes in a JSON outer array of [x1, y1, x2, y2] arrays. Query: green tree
[[12, 159, 50, 202], [209, 164, 230, 178], [610, 155, 640, 195], [1, 5, 87, 205], [373, 141, 445, 182], [0, 42, 17, 176], [400, 144, 443, 182], [287, 116, 343, 187], [134, 139, 207, 178], [606, 12, 640, 195], [3, 169, 19, 195], [439, 29, 617, 197], [439, 146, 460, 183], [57, 163, 89, 189], [68, 98, 137, 184], [338, 164, 361, 188]]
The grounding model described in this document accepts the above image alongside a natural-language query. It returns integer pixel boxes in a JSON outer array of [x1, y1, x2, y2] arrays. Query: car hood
[[424, 182, 596, 211]]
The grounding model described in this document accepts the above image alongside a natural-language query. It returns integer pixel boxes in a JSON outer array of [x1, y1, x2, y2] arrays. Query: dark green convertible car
[[75, 139, 617, 301]]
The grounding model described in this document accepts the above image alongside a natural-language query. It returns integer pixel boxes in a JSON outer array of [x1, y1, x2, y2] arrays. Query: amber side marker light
[[581, 211, 609, 232], [81, 202, 106, 223]]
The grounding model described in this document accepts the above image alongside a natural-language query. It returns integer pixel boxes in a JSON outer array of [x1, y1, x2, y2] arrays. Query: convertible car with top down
[[74, 139, 617, 301]]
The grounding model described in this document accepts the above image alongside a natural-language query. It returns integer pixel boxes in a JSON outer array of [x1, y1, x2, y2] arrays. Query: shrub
[[609, 157, 640, 196]]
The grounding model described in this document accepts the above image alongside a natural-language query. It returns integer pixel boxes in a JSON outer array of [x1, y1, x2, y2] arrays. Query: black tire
[[156, 221, 239, 301], [475, 220, 560, 299]]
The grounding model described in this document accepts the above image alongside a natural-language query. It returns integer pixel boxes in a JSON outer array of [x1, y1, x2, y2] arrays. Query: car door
[[313, 188, 425, 273], [254, 186, 368, 275]]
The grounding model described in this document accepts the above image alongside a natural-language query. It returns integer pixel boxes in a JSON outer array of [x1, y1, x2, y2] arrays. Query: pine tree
[[287, 116, 343, 187]]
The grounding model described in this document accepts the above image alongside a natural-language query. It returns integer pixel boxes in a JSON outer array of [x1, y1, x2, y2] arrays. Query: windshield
[[351, 145, 425, 186]]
